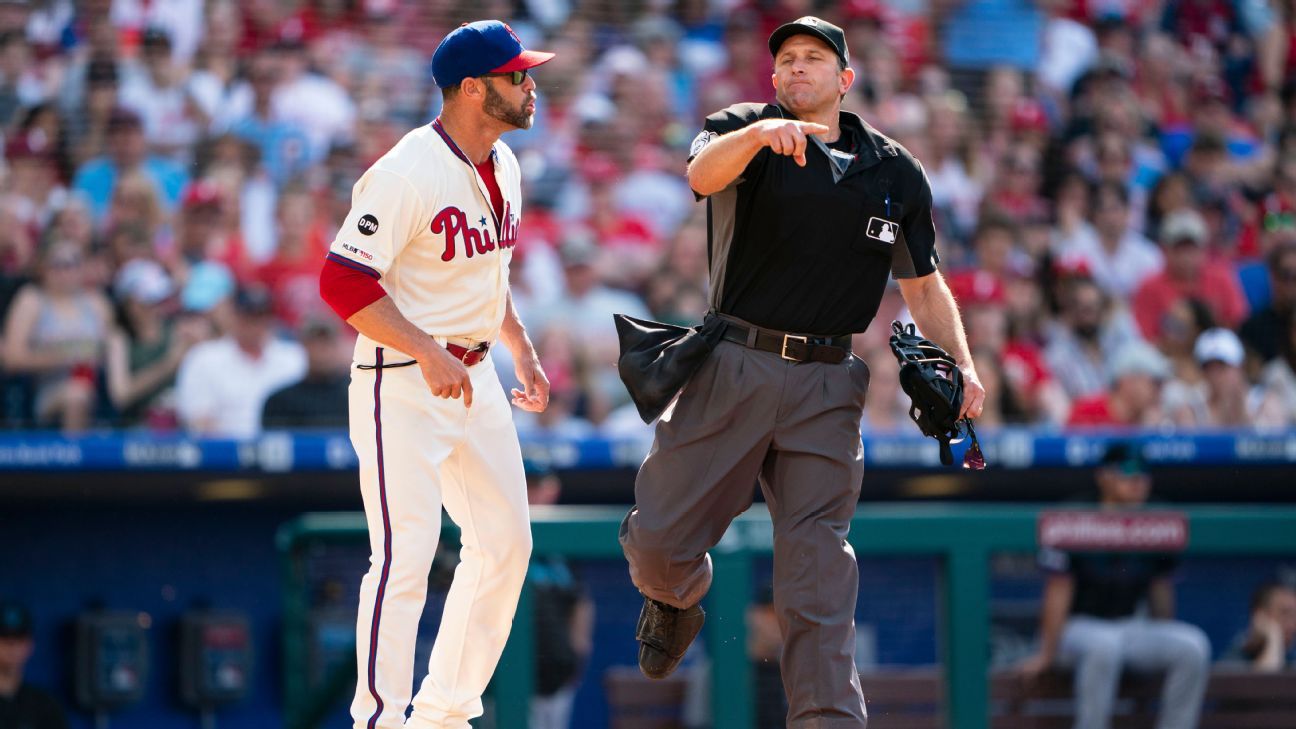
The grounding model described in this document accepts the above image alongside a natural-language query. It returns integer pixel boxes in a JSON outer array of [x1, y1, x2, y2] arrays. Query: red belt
[[447, 341, 490, 366]]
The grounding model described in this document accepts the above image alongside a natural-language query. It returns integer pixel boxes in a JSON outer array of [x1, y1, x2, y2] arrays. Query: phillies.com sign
[[1038, 511, 1189, 551]]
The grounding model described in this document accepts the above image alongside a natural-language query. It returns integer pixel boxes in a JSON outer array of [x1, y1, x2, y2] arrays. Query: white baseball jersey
[[340, 117, 533, 729], [327, 118, 522, 360]]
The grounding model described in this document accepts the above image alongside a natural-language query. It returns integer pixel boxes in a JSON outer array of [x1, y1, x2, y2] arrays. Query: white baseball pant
[[348, 346, 531, 729]]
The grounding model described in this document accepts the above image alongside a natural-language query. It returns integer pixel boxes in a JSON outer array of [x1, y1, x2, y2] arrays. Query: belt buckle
[[781, 334, 808, 362], [464, 341, 489, 365]]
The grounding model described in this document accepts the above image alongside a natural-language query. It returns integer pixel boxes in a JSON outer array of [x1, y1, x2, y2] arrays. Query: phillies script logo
[[433, 202, 519, 262]]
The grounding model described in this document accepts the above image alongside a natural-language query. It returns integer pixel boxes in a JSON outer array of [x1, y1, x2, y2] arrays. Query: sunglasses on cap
[[481, 69, 528, 85]]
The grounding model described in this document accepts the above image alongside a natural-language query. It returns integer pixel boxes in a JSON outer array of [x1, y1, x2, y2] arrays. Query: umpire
[[619, 16, 986, 727]]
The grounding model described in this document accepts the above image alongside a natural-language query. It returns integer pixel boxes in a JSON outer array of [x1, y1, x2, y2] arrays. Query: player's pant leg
[[1058, 616, 1124, 729], [760, 356, 869, 728], [619, 341, 781, 609], [408, 358, 531, 729], [349, 362, 458, 729], [1118, 619, 1210, 729]]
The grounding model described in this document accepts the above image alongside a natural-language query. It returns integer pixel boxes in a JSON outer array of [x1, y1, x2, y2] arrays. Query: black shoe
[[635, 596, 705, 679]]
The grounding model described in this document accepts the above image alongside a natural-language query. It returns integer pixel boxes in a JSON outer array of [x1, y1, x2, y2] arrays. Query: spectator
[[224, 51, 314, 186], [0, 600, 67, 729], [858, 340, 909, 433], [1223, 582, 1296, 671], [1019, 442, 1211, 729], [960, 285, 1068, 425], [118, 27, 206, 160], [186, 0, 244, 126], [1055, 182, 1163, 300], [512, 327, 596, 438], [1067, 341, 1174, 427], [1253, 311, 1296, 427], [103, 169, 166, 248], [1155, 297, 1216, 387], [104, 259, 207, 428], [165, 180, 249, 284], [261, 318, 348, 429], [64, 57, 122, 168], [173, 284, 305, 438], [946, 218, 1016, 291], [1161, 0, 1251, 103], [1132, 208, 1248, 340], [4, 131, 66, 232], [1190, 327, 1257, 427], [106, 256, 213, 428], [0, 198, 37, 303], [44, 197, 96, 263], [109, 0, 206, 64], [71, 108, 188, 225], [340, 5, 426, 127], [267, 38, 355, 161], [0, 30, 47, 128], [981, 145, 1049, 225], [527, 230, 650, 423], [923, 91, 985, 244], [1, 242, 112, 431], [1145, 170, 1195, 242], [525, 461, 594, 729], [1044, 277, 1144, 401], [644, 213, 708, 326], [252, 185, 329, 327], [1240, 242, 1296, 362]]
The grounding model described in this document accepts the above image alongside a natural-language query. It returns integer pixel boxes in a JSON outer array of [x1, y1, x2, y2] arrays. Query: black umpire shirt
[[689, 102, 939, 335]]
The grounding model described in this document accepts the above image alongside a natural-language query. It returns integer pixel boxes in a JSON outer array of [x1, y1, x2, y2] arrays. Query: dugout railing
[[277, 504, 1296, 729]]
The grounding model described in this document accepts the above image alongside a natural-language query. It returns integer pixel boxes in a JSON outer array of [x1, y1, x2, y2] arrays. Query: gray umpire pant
[[619, 337, 872, 729]]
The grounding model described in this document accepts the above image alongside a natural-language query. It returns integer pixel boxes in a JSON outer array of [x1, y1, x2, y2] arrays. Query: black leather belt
[[719, 321, 852, 364]]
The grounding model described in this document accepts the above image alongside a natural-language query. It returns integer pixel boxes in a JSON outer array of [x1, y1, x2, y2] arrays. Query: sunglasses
[[482, 69, 528, 85]]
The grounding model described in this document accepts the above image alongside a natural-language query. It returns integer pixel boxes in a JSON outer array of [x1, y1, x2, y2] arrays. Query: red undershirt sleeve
[[320, 254, 387, 321]]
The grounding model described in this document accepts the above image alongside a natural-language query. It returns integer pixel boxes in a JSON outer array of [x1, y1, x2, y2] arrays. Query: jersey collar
[[431, 117, 498, 167], [431, 117, 504, 238]]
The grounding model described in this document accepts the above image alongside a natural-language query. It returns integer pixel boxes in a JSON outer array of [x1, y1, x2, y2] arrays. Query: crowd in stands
[[1, 0, 1295, 437]]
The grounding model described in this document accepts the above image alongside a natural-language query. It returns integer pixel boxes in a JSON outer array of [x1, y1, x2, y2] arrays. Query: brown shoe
[[635, 596, 705, 679]]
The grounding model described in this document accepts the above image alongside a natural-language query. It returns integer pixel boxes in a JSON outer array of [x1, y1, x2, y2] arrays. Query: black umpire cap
[[768, 16, 849, 67]]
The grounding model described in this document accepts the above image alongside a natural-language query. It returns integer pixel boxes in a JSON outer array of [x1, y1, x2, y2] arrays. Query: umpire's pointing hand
[[752, 119, 830, 167]]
